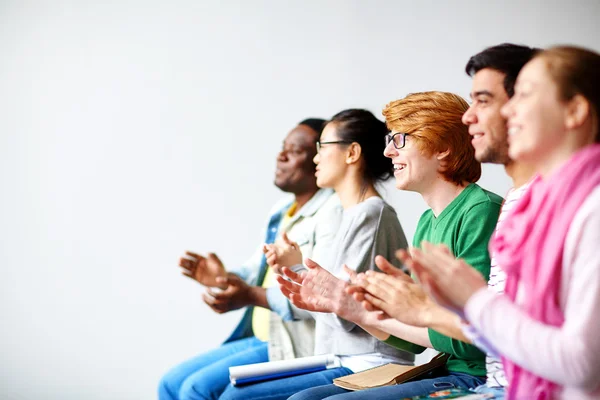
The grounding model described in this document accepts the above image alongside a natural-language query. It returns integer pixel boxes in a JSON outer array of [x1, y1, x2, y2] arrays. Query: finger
[[181, 271, 196, 281], [276, 275, 301, 294], [361, 298, 381, 313], [374, 255, 409, 280], [353, 291, 366, 303], [356, 274, 394, 300], [342, 265, 358, 282], [207, 252, 224, 267], [363, 271, 400, 294], [304, 258, 322, 270], [289, 293, 311, 311], [185, 251, 201, 260], [282, 267, 304, 285], [363, 293, 389, 314], [179, 257, 197, 271], [281, 232, 297, 249]]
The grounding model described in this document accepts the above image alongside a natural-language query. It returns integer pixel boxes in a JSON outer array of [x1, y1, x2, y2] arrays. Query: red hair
[[382, 91, 481, 184]]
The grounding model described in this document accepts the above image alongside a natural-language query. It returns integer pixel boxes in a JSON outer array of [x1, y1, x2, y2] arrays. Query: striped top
[[485, 182, 531, 388]]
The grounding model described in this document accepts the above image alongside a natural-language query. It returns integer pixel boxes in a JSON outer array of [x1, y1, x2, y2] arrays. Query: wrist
[[249, 286, 269, 309]]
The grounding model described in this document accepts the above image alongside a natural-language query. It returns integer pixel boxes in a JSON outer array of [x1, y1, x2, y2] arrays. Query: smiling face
[[501, 57, 568, 166], [462, 68, 511, 164], [383, 133, 441, 193], [313, 122, 351, 189], [274, 124, 319, 194]]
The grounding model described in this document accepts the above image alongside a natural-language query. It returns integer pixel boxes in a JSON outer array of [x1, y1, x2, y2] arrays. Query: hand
[[277, 259, 365, 323], [407, 242, 487, 314], [263, 233, 302, 274], [353, 255, 437, 327], [202, 273, 256, 314], [179, 251, 227, 288]]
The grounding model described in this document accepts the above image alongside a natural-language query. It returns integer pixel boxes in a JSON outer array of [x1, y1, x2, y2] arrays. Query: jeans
[[218, 367, 354, 400], [474, 384, 506, 399], [287, 370, 486, 400], [159, 336, 268, 400]]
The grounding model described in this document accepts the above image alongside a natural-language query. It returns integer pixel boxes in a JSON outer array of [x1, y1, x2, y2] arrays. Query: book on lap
[[229, 354, 338, 386]]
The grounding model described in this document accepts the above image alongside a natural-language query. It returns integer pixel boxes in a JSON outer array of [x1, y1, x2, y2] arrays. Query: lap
[[218, 367, 353, 400]]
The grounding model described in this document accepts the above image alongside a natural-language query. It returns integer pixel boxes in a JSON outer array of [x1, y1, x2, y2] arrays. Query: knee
[[216, 385, 238, 400], [178, 377, 214, 400], [159, 372, 182, 400]]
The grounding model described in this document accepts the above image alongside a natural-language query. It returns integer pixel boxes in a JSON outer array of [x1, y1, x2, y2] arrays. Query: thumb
[[304, 258, 322, 270], [217, 273, 242, 287], [207, 252, 225, 268], [342, 264, 358, 282], [282, 232, 298, 249], [375, 255, 408, 279]]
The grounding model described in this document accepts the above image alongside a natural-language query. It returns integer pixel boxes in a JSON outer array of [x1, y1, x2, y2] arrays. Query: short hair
[[382, 91, 481, 185], [329, 109, 393, 184], [535, 46, 600, 142], [298, 118, 327, 140], [465, 43, 540, 97]]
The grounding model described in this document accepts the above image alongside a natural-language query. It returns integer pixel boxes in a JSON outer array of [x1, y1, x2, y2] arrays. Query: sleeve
[[313, 206, 386, 332], [231, 198, 292, 285], [384, 335, 427, 354], [268, 198, 344, 321], [465, 190, 600, 390], [428, 201, 500, 360]]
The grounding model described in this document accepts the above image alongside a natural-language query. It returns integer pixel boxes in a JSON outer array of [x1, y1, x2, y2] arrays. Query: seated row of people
[[161, 43, 600, 400]]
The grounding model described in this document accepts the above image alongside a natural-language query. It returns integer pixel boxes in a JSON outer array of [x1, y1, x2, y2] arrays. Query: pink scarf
[[491, 144, 600, 400]]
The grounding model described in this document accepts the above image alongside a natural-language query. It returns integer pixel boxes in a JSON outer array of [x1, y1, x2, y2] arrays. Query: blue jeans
[[159, 336, 268, 400], [287, 371, 486, 400], [218, 367, 354, 400], [474, 385, 506, 399]]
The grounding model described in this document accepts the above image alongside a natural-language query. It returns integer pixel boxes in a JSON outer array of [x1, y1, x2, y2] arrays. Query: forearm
[[425, 306, 471, 343], [249, 286, 270, 309], [353, 308, 433, 348]]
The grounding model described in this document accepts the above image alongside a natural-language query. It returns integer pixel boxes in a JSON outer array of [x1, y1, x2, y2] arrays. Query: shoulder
[[267, 195, 295, 216], [460, 184, 503, 219]]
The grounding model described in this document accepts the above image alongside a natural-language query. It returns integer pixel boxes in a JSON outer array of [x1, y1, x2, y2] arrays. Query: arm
[[466, 192, 600, 390], [425, 201, 498, 361]]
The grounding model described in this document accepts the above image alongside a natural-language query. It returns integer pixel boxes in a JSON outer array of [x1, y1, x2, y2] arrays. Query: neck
[[538, 129, 594, 178], [293, 188, 319, 210], [504, 161, 537, 188], [334, 172, 379, 209], [420, 177, 466, 217]]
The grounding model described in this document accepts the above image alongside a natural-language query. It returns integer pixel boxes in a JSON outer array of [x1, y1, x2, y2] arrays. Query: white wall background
[[1, 1, 599, 398]]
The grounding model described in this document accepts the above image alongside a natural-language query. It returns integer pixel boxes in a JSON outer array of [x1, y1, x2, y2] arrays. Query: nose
[[313, 152, 320, 164], [462, 105, 477, 125], [277, 149, 287, 162], [500, 98, 514, 119], [383, 140, 397, 158]]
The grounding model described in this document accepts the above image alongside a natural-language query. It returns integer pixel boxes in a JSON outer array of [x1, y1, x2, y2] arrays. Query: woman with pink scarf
[[402, 46, 600, 399]]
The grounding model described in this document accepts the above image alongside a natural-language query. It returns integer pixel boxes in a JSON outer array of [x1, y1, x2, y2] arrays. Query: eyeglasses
[[316, 140, 352, 153], [385, 132, 412, 149]]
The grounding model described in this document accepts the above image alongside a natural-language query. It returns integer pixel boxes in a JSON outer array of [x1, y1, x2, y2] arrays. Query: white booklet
[[229, 354, 339, 386]]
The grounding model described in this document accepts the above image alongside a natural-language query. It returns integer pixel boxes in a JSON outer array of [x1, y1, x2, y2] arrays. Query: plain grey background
[[1, 1, 599, 399]]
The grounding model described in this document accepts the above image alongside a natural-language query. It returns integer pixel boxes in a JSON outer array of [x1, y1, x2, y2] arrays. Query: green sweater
[[385, 183, 503, 377]]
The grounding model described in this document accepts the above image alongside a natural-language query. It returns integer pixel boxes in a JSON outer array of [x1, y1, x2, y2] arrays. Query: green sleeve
[[384, 335, 426, 354], [428, 201, 501, 360]]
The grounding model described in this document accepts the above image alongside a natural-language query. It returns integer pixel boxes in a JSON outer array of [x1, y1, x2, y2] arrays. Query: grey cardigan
[[311, 197, 413, 363]]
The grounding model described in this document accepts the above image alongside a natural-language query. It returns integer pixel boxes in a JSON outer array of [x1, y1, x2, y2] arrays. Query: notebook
[[333, 353, 449, 391]]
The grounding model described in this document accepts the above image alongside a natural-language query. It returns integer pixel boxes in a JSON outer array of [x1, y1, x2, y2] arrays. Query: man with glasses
[[159, 118, 342, 400]]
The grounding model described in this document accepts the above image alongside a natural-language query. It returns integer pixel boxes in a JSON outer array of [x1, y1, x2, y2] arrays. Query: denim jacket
[[224, 189, 342, 361]]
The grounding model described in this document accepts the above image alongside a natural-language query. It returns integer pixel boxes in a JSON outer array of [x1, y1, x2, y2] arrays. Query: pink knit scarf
[[490, 144, 600, 400]]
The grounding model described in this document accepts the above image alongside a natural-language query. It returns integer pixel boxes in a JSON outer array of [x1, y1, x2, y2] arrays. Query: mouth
[[508, 126, 521, 136], [393, 163, 406, 174], [470, 132, 484, 142]]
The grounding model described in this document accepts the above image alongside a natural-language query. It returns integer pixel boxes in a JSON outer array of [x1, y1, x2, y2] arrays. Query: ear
[[345, 142, 362, 164], [436, 149, 450, 162], [565, 94, 591, 130]]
